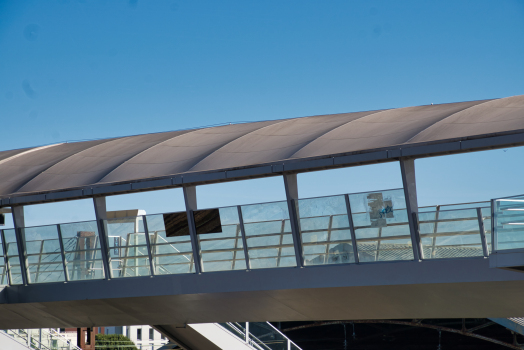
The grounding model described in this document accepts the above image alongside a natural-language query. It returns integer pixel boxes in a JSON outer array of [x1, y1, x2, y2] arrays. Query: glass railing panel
[[2, 229, 22, 285], [22, 225, 65, 283], [104, 216, 151, 278], [348, 189, 413, 262], [494, 196, 524, 251], [296, 195, 355, 266], [481, 207, 492, 253], [241, 201, 297, 269], [59, 221, 105, 281], [249, 322, 288, 350], [194, 206, 246, 272], [418, 208, 484, 259], [146, 212, 194, 275]]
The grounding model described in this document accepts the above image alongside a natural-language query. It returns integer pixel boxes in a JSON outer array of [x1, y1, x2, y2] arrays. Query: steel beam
[[11, 206, 29, 285], [183, 186, 202, 274], [400, 159, 422, 261], [93, 197, 111, 280], [283, 174, 304, 268]]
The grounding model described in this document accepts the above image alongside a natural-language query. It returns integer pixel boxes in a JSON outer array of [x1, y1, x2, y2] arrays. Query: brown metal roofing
[[1, 94, 523, 198]]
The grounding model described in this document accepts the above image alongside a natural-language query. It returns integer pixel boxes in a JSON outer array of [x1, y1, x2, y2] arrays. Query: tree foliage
[[95, 334, 138, 350]]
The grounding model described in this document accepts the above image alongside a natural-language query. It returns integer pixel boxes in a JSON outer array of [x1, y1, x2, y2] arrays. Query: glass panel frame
[[418, 208, 485, 259], [22, 224, 66, 284], [2, 229, 23, 285], [493, 196, 524, 251], [348, 188, 414, 262], [104, 216, 152, 278], [59, 220, 105, 281], [145, 212, 195, 275], [241, 201, 297, 270], [195, 206, 247, 273], [296, 195, 355, 266]]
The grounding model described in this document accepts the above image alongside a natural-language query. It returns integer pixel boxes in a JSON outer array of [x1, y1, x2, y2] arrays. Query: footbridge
[[1, 95, 524, 331]]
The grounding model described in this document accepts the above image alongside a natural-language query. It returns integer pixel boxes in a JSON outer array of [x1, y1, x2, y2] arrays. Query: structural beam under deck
[[1, 258, 524, 329]]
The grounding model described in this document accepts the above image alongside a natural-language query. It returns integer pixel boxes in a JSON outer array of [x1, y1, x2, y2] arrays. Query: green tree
[[95, 334, 138, 350]]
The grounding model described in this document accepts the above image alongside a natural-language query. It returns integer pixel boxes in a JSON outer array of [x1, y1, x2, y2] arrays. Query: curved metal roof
[[1, 94, 524, 201]]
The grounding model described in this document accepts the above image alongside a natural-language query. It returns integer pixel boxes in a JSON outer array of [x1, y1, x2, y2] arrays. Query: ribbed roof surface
[[1, 94, 524, 198]]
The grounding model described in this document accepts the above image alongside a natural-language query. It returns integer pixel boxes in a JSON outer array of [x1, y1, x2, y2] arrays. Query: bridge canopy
[[1, 94, 523, 204]]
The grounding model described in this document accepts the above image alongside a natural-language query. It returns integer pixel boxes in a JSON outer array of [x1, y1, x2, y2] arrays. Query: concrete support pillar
[[283, 174, 304, 268], [93, 197, 112, 279], [183, 186, 202, 274], [11, 206, 29, 285], [400, 159, 422, 261]]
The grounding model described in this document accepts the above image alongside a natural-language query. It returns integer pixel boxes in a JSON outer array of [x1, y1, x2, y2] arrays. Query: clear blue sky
[[1, 0, 523, 226]]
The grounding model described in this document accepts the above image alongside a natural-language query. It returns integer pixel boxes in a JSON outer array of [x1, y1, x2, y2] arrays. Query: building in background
[[105, 326, 168, 350]]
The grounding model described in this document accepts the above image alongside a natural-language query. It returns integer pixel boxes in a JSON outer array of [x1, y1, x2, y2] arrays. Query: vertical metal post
[[245, 322, 249, 343], [142, 215, 155, 276], [491, 199, 497, 252], [283, 174, 304, 268], [431, 206, 441, 258], [400, 158, 422, 261], [344, 194, 360, 264], [183, 186, 202, 274], [477, 207, 489, 257], [1, 230, 9, 285], [56, 224, 69, 282], [93, 197, 112, 280], [237, 206, 251, 270], [12, 206, 29, 285]]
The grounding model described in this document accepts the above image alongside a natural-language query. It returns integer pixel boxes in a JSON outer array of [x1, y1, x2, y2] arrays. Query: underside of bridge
[[277, 319, 524, 350]]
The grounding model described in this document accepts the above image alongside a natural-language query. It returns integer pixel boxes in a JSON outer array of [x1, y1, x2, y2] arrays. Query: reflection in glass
[[22, 225, 66, 283], [195, 207, 246, 272], [418, 208, 484, 259], [2, 229, 22, 285], [241, 201, 297, 269], [59, 221, 105, 281], [104, 217, 151, 278], [494, 196, 524, 251], [348, 189, 414, 262], [146, 213, 194, 274], [296, 195, 355, 266]]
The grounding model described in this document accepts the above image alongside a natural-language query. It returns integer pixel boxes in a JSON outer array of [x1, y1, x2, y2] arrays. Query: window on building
[[137, 328, 142, 340], [149, 328, 154, 340], [161, 334, 165, 340]]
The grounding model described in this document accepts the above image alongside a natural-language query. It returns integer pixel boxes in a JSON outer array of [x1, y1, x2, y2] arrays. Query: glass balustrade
[[104, 216, 151, 278], [146, 212, 195, 275], [493, 196, 524, 251], [296, 195, 355, 266], [59, 221, 105, 281], [348, 189, 414, 262], [2, 229, 23, 285], [0, 188, 502, 286], [418, 208, 486, 259], [23, 225, 66, 283], [241, 201, 297, 269], [194, 206, 247, 272]]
